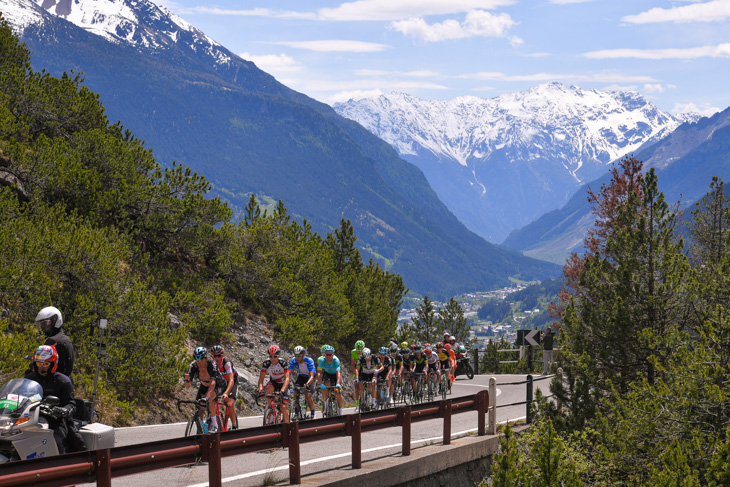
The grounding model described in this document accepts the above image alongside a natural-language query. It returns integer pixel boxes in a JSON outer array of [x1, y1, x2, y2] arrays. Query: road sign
[[524, 329, 540, 346]]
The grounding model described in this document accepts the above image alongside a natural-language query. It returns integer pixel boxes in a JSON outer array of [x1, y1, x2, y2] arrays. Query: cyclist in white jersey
[[257, 345, 290, 423]]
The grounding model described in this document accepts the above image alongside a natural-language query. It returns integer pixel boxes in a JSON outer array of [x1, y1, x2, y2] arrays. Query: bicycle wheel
[[185, 413, 203, 436], [401, 380, 412, 405], [440, 375, 448, 401], [361, 387, 371, 412], [216, 402, 228, 432], [427, 376, 436, 401], [263, 405, 276, 426], [325, 397, 337, 417]]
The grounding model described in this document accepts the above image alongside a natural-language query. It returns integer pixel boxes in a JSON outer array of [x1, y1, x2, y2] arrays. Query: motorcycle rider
[[34, 307, 74, 380], [24, 345, 79, 454]]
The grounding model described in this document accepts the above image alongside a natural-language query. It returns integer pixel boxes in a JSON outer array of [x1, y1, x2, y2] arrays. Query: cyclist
[[257, 345, 290, 423], [289, 345, 317, 419], [24, 345, 78, 454], [445, 342, 457, 385], [424, 345, 441, 389], [436, 342, 452, 392], [377, 346, 395, 405], [409, 345, 427, 395], [389, 345, 403, 398], [316, 345, 343, 416], [184, 346, 225, 433], [210, 344, 239, 430], [355, 348, 382, 411], [350, 340, 365, 409]]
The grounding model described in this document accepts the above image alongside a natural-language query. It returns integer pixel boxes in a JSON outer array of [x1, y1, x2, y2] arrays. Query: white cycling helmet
[[362, 348, 371, 358]]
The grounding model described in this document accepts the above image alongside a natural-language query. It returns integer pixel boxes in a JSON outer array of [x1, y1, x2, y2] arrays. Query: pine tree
[[412, 295, 441, 344]]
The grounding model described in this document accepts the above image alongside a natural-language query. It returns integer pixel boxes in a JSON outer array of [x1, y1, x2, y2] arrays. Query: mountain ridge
[[334, 85, 700, 242]]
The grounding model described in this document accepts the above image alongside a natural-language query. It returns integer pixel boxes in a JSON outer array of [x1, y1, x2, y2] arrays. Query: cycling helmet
[[444, 343, 452, 350], [410, 344, 416, 350], [379, 346, 388, 355], [35, 306, 63, 336], [193, 346, 208, 360], [33, 345, 58, 373], [294, 345, 305, 355], [436, 342, 443, 348], [355, 340, 365, 351], [362, 348, 371, 358], [458, 345, 466, 353], [400, 341, 409, 349], [268, 345, 281, 357], [323, 345, 335, 354], [424, 343, 431, 349], [414, 346, 422, 353], [443, 331, 450, 338], [210, 345, 224, 355]]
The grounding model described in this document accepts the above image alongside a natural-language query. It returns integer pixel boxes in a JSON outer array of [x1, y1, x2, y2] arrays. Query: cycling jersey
[[351, 349, 360, 361], [261, 358, 288, 384], [188, 360, 225, 387], [411, 354, 427, 372], [380, 355, 395, 372], [317, 355, 341, 375], [427, 353, 439, 365], [289, 356, 316, 383], [216, 357, 238, 378], [357, 355, 381, 374], [436, 350, 449, 362]]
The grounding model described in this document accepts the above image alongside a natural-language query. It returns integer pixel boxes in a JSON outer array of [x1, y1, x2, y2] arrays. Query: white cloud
[[391, 10, 516, 42], [240, 52, 302, 73], [318, 0, 515, 22], [330, 89, 385, 103], [671, 102, 721, 117], [176, 6, 316, 20], [622, 0, 730, 24], [548, 0, 594, 4], [458, 72, 658, 83], [642, 83, 665, 94], [270, 40, 390, 52], [584, 44, 730, 60]]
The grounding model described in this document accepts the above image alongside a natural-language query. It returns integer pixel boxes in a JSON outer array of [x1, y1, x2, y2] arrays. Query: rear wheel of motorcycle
[[466, 363, 474, 379]]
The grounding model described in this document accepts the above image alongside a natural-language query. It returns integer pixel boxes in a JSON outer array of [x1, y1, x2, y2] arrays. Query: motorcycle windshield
[[0, 378, 42, 415]]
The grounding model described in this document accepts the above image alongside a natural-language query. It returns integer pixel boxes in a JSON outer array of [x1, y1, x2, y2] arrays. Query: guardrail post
[[349, 414, 362, 469], [400, 405, 411, 456], [527, 345, 533, 371], [488, 377, 497, 435], [477, 390, 487, 436], [441, 399, 452, 445], [286, 422, 301, 484], [96, 448, 112, 487], [526, 374, 533, 424], [203, 433, 222, 487]]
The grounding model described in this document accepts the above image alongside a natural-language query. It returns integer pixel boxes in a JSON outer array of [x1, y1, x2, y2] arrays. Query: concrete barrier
[[295, 432, 506, 486]]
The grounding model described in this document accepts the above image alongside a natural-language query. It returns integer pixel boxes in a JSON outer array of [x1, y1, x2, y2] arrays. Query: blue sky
[[157, 1, 730, 115]]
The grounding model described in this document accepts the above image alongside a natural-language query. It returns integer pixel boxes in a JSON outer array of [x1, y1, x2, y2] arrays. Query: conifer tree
[[412, 295, 441, 344]]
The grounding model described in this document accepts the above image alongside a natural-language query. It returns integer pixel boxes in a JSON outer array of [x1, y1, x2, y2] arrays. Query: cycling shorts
[[294, 374, 315, 394], [359, 372, 375, 382], [267, 380, 290, 402], [427, 362, 439, 372], [223, 375, 239, 400], [321, 371, 338, 384], [196, 383, 224, 401], [440, 360, 450, 370]]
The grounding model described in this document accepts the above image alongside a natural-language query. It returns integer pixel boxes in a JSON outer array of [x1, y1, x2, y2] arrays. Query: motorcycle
[[454, 354, 475, 379], [0, 378, 114, 462]]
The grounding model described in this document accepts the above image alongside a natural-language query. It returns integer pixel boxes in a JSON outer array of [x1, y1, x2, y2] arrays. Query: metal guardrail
[[0, 391, 489, 487]]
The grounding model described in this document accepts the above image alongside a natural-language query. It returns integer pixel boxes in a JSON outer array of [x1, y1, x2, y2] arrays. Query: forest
[[0, 20, 404, 424], [487, 157, 730, 486]]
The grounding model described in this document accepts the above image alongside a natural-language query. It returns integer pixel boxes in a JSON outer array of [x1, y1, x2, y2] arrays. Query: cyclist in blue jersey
[[316, 345, 343, 415], [289, 345, 317, 419]]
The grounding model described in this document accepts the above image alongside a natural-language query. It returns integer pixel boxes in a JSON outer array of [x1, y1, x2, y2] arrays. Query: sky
[[156, 0, 730, 116]]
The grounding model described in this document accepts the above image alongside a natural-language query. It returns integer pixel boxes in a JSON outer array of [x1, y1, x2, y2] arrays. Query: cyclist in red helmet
[[257, 345, 291, 423]]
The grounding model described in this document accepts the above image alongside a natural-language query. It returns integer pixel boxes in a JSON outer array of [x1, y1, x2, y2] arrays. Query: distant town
[[399, 284, 549, 347]]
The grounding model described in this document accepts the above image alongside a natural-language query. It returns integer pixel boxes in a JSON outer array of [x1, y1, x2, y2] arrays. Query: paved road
[[80, 374, 553, 487]]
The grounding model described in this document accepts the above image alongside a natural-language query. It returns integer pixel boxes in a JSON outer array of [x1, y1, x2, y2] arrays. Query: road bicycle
[[319, 385, 340, 418], [289, 386, 312, 422], [391, 373, 408, 405], [426, 371, 439, 402], [256, 392, 285, 426], [398, 372, 413, 405], [410, 372, 426, 404], [375, 378, 391, 409], [356, 379, 375, 412], [439, 368, 451, 400], [177, 396, 227, 436]]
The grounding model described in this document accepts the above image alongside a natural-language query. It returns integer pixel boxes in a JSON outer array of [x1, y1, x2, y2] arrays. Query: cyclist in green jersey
[[351, 340, 365, 409]]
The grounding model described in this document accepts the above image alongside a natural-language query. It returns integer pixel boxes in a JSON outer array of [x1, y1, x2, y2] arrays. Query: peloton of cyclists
[[289, 345, 317, 419], [316, 344, 344, 416], [257, 345, 290, 423]]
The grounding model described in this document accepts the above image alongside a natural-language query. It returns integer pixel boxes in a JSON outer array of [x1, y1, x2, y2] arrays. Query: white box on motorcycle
[[80, 422, 115, 450]]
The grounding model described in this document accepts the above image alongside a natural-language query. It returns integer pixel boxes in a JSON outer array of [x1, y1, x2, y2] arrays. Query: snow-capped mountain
[[334, 84, 699, 242], [3, 0, 231, 63]]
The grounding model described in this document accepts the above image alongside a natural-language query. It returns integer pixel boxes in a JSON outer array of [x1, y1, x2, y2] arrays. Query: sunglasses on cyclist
[[325, 353, 333, 357], [213, 354, 223, 357], [295, 353, 304, 357]]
